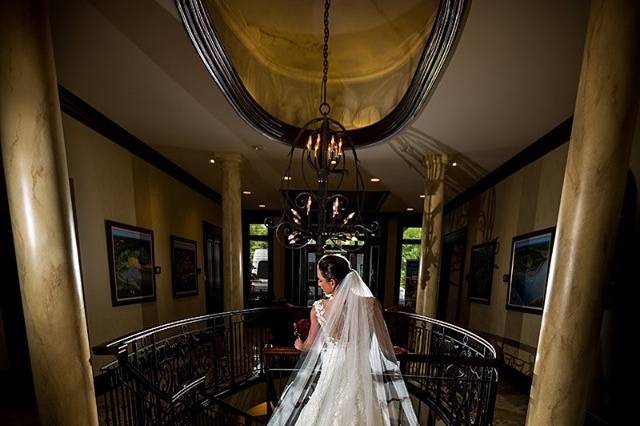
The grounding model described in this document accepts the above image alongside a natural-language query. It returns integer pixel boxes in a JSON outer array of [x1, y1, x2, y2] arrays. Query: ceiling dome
[[177, 0, 467, 146]]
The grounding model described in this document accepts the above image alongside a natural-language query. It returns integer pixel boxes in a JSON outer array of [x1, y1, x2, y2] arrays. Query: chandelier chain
[[267, 0, 379, 253], [321, 0, 331, 112]]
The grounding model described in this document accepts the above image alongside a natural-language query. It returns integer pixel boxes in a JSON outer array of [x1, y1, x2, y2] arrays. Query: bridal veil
[[268, 270, 418, 425]]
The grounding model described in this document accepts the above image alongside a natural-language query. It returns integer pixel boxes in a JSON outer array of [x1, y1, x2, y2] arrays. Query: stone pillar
[[416, 154, 447, 317], [0, 1, 99, 425], [219, 153, 244, 310], [526, 1, 640, 424]]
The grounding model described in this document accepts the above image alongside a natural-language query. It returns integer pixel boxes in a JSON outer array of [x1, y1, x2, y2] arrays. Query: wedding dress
[[268, 271, 418, 426]]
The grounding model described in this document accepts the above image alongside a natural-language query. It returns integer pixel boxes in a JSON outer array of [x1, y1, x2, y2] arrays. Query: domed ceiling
[[177, 0, 465, 145], [49, 0, 589, 211]]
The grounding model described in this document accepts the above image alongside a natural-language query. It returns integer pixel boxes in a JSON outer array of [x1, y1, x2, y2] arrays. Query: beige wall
[[446, 110, 640, 354], [62, 114, 221, 371], [445, 144, 569, 348]]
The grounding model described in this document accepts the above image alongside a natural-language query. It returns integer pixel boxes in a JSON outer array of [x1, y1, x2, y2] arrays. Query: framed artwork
[[105, 220, 156, 306], [171, 236, 199, 297], [506, 227, 556, 314], [468, 240, 497, 304]]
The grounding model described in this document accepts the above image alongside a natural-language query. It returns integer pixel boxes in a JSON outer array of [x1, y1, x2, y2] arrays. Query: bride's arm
[[295, 305, 320, 352]]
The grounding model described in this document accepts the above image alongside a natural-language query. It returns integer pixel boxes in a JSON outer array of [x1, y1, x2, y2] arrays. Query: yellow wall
[[447, 110, 640, 356], [62, 114, 221, 371], [445, 144, 569, 348]]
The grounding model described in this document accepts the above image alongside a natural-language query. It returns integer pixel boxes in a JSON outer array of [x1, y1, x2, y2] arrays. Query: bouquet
[[293, 318, 311, 341]]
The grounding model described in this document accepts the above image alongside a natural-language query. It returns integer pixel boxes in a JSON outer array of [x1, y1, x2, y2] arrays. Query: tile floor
[[493, 380, 529, 425]]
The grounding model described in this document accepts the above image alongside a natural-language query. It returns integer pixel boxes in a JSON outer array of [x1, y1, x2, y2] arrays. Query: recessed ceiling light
[[283, 176, 292, 181], [452, 161, 458, 167], [370, 177, 381, 182], [258, 204, 266, 208], [252, 145, 264, 151], [209, 158, 215, 164], [242, 191, 251, 195], [419, 194, 426, 198], [406, 207, 414, 212]]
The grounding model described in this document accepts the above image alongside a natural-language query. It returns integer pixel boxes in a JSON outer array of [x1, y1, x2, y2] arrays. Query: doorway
[[437, 228, 467, 323], [202, 222, 223, 313]]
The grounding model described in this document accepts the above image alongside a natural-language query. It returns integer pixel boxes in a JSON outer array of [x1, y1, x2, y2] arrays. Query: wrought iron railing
[[385, 311, 500, 425], [93, 307, 498, 425]]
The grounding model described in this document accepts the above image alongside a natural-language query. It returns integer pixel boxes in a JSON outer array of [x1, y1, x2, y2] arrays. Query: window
[[398, 226, 421, 309], [247, 223, 271, 304]]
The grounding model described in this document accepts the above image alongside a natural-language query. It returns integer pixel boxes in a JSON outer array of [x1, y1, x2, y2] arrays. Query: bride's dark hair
[[318, 255, 351, 284]]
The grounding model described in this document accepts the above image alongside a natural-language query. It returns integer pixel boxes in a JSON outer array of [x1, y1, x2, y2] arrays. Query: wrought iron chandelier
[[266, 0, 378, 253]]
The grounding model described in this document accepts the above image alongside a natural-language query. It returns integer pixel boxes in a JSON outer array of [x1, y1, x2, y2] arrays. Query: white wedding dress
[[268, 271, 418, 426]]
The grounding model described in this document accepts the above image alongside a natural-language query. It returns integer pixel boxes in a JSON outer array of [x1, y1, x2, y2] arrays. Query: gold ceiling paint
[[206, 0, 438, 129]]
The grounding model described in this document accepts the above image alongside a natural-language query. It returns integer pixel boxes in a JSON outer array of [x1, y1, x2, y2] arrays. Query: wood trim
[[58, 85, 222, 204], [445, 117, 573, 213], [242, 211, 275, 306], [394, 216, 423, 305]]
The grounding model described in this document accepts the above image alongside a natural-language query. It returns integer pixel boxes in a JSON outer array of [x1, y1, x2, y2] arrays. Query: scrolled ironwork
[[93, 307, 498, 425]]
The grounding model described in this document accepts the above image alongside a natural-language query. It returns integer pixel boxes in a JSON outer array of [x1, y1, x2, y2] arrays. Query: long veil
[[269, 271, 418, 425]]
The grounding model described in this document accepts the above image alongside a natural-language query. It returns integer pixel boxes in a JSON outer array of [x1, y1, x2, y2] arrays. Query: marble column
[[0, 1, 99, 425], [219, 153, 244, 310], [416, 154, 447, 317], [526, 0, 640, 424]]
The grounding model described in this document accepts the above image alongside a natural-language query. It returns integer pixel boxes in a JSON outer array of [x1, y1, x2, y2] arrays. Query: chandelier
[[266, 0, 378, 253]]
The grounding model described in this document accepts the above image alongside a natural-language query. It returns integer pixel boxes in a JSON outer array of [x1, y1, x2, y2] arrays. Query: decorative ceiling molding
[[389, 127, 487, 196], [175, 0, 468, 147]]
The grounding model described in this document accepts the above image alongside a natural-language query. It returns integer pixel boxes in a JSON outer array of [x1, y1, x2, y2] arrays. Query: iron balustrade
[[92, 307, 498, 425], [385, 311, 500, 425]]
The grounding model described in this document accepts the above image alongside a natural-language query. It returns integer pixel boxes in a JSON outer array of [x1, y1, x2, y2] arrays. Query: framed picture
[[468, 240, 497, 304], [105, 220, 156, 306], [506, 227, 556, 314], [171, 236, 198, 297]]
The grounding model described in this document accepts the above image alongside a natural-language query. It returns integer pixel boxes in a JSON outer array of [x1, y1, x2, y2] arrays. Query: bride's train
[[268, 271, 418, 426]]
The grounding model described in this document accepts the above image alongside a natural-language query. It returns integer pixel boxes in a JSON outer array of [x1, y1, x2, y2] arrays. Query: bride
[[268, 255, 418, 425]]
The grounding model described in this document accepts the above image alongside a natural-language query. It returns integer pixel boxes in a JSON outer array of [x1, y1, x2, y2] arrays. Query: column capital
[[424, 153, 448, 195]]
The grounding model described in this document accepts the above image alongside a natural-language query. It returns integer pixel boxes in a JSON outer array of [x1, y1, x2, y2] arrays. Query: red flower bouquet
[[293, 318, 311, 341]]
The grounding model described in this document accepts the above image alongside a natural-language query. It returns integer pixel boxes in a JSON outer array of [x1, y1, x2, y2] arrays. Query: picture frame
[[468, 240, 497, 304], [171, 236, 199, 298], [506, 227, 556, 314], [105, 220, 156, 306]]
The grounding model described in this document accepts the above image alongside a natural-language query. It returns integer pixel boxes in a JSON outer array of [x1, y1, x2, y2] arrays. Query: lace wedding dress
[[268, 271, 418, 426]]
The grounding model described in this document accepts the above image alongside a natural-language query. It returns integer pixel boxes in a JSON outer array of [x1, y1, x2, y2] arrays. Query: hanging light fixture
[[266, 0, 378, 254]]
